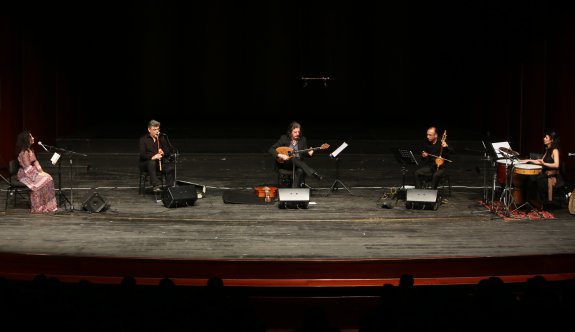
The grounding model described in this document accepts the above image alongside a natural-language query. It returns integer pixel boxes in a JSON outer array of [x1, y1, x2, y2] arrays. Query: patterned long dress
[[17, 149, 58, 213]]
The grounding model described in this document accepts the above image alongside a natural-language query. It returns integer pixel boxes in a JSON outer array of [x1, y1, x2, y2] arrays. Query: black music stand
[[54, 153, 71, 209], [481, 141, 495, 205], [328, 142, 352, 195], [163, 133, 179, 184], [394, 148, 419, 201], [43, 143, 87, 212]]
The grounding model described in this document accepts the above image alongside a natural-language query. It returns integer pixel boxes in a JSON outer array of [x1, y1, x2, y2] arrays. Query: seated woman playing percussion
[[519, 131, 563, 208]]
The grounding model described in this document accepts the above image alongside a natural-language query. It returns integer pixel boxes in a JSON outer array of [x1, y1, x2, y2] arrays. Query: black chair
[[5, 160, 30, 210], [550, 160, 568, 208], [277, 168, 293, 188]]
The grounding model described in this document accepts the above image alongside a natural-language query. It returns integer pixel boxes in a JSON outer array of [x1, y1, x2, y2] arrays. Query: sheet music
[[490, 141, 512, 159], [330, 142, 348, 158], [51, 152, 61, 165]]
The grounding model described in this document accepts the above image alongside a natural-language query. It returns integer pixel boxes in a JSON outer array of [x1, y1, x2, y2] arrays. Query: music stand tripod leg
[[329, 179, 352, 195], [56, 160, 71, 210], [327, 157, 353, 196]]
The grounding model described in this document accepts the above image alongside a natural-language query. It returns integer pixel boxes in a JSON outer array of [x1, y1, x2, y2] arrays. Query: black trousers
[[140, 160, 175, 187], [278, 159, 316, 188], [414, 165, 445, 189]]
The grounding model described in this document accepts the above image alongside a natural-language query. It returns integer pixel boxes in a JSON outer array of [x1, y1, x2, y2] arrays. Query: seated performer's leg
[[535, 173, 548, 203], [431, 168, 445, 189], [294, 167, 306, 188], [414, 166, 433, 189], [163, 162, 176, 187], [523, 175, 542, 209], [293, 159, 322, 180], [141, 160, 161, 187]]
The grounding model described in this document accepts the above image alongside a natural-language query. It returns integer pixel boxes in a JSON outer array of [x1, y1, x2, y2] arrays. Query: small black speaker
[[278, 188, 310, 209], [163, 186, 198, 208], [405, 189, 440, 210], [82, 192, 108, 213]]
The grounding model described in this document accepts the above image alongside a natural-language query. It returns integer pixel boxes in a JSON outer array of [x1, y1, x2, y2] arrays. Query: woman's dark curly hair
[[15, 131, 32, 153], [546, 131, 560, 150]]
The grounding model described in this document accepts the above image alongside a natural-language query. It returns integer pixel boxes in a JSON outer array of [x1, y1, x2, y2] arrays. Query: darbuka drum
[[514, 163, 542, 176], [496, 159, 514, 185], [511, 164, 542, 205]]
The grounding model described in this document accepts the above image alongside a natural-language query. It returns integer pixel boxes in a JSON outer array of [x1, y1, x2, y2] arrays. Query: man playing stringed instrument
[[414, 126, 450, 190], [268, 121, 325, 188]]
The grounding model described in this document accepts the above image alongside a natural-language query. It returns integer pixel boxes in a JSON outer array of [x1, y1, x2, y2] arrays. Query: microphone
[[38, 141, 49, 152], [158, 132, 167, 136]]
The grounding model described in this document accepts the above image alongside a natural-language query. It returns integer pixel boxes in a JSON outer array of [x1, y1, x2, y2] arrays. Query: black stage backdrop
[[1, 1, 574, 166]]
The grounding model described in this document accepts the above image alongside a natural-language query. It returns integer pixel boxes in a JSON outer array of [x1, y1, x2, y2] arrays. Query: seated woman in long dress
[[16, 131, 58, 213]]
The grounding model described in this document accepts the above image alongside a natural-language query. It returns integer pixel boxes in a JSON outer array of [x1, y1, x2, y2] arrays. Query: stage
[[1, 138, 575, 287]]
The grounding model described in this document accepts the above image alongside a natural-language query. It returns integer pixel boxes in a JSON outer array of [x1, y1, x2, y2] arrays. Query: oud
[[276, 143, 330, 163]]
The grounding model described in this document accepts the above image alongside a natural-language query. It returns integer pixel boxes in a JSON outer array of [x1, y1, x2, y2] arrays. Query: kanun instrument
[[276, 143, 330, 163]]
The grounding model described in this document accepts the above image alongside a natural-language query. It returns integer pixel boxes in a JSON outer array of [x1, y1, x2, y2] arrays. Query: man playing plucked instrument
[[268, 121, 324, 188], [414, 127, 451, 189]]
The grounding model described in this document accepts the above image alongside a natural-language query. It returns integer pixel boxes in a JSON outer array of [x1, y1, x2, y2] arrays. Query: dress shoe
[[312, 172, 323, 181]]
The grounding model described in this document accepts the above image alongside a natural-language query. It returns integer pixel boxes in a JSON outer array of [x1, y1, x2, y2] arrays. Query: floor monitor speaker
[[82, 192, 108, 213], [405, 189, 440, 210], [163, 186, 198, 208], [278, 188, 310, 209]]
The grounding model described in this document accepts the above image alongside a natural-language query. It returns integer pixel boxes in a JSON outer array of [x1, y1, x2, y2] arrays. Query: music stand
[[394, 148, 419, 201], [43, 143, 87, 212], [163, 133, 178, 185], [53, 152, 71, 209], [480, 141, 498, 206], [328, 142, 352, 195]]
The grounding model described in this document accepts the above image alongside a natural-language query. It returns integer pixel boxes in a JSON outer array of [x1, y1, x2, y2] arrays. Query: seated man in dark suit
[[139, 119, 175, 192], [268, 121, 322, 188], [414, 126, 450, 189]]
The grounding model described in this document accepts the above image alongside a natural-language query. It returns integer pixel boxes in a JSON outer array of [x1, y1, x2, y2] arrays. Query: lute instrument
[[435, 130, 447, 169], [255, 186, 278, 203], [276, 143, 330, 163]]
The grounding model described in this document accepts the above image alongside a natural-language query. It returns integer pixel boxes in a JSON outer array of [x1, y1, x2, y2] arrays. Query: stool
[[139, 170, 165, 194]]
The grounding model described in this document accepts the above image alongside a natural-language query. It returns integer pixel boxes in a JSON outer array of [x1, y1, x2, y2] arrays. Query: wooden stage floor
[[1, 138, 575, 286]]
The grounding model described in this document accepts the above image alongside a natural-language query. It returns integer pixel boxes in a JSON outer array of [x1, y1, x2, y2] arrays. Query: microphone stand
[[479, 141, 490, 204], [163, 134, 178, 185], [43, 143, 87, 212], [57, 157, 71, 209]]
